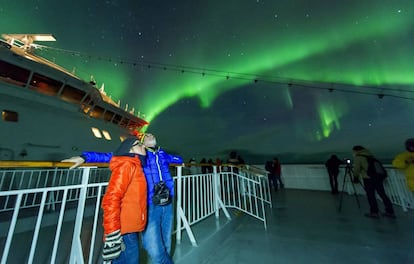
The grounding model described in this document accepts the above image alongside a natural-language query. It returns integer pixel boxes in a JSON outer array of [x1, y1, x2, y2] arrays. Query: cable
[[34, 44, 414, 101]]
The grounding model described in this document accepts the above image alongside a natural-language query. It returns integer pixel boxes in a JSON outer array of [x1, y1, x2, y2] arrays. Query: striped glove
[[102, 230, 124, 263]]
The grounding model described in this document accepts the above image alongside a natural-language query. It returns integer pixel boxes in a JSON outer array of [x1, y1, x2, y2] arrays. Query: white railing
[[0, 167, 109, 264], [0, 164, 270, 263], [1, 163, 412, 263], [274, 164, 414, 211], [382, 168, 414, 211], [0, 168, 110, 212], [219, 166, 271, 229], [174, 165, 272, 247]]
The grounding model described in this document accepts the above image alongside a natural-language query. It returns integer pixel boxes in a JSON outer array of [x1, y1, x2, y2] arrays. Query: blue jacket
[[82, 147, 183, 205]]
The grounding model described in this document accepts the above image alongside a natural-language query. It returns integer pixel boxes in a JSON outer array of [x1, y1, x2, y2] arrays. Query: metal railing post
[[1, 194, 22, 264], [175, 165, 197, 246], [69, 167, 92, 264], [176, 166, 183, 243], [214, 165, 219, 218]]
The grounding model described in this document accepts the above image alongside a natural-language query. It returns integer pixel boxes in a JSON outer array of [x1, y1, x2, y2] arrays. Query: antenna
[[90, 75, 96, 86], [99, 83, 106, 94]]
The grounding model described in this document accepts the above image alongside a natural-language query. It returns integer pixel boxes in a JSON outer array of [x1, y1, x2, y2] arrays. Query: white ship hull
[[0, 34, 147, 161]]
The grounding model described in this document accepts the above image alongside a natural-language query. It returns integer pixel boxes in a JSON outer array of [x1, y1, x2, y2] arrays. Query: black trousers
[[363, 178, 394, 214], [268, 174, 277, 190], [327, 170, 339, 193]]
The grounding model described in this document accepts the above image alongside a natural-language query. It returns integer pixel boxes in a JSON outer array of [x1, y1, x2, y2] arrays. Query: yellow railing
[[0, 161, 108, 168]]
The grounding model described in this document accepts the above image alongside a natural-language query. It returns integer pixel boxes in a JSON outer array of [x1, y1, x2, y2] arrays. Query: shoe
[[382, 212, 396, 219], [364, 212, 380, 219]]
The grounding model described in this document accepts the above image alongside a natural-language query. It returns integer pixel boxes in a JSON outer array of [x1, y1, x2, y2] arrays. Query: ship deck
[[1, 166, 413, 264], [174, 189, 414, 264]]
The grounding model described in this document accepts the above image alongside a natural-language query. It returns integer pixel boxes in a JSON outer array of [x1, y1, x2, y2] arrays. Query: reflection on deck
[[179, 188, 414, 264], [0, 163, 413, 263]]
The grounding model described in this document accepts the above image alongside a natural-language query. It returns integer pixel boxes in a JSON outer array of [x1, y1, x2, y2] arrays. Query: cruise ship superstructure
[[0, 34, 148, 161]]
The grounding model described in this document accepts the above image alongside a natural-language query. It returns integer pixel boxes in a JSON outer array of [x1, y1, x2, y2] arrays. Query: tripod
[[338, 163, 360, 212]]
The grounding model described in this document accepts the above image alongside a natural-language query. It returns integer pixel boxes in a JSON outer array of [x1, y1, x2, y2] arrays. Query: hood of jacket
[[354, 148, 373, 157], [109, 155, 141, 170], [353, 148, 373, 180]]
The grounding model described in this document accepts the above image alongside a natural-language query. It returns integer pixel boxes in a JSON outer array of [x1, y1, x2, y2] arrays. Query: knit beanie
[[137, 133, 146, 144], [113, 137, 138, 156]]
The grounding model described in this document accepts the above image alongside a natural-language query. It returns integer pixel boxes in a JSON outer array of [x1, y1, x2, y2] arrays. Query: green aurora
[[1, 0, 414, 160]]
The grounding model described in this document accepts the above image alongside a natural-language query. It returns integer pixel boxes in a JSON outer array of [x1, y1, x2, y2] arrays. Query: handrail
[[0, 163, 271, 263], [0, 161, 108, 168]]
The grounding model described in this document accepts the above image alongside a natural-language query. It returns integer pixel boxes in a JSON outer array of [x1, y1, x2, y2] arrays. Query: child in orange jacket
[[101, 137, 147, 263]]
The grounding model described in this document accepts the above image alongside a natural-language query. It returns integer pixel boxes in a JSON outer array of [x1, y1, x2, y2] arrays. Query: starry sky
[[2, 0, 414, 163]]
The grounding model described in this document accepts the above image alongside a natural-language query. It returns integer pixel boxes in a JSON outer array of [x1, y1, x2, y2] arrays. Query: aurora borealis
[[1, 0, 414, 162]]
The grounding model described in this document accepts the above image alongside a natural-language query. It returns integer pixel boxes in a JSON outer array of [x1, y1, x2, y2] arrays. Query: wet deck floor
[[174, 189, 414, 264]]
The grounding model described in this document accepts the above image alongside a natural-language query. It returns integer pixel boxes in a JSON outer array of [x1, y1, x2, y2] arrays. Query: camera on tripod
[[338, 156, 361, 212]]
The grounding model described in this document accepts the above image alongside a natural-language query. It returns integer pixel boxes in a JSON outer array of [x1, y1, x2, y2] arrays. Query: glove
[[60, 156, 85, 169], [102, 230, 124, 263]]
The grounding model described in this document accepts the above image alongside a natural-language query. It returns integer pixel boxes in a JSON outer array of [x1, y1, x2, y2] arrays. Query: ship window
[[30, 73, 62, 96], [90, 105, 104, 119], [2, 110, 18, 122], [103, 111, 114, 122], [81, 105, 91, 114], [112, 114, 122, 124], [61, 85, 87, 104], [127, 120, 139, 130], [119, 118, 129, 128], [91, 127, 102, 138], [0, 60, 30, 87], [102, 130, 111, 140], [81, 95, 93, 114]]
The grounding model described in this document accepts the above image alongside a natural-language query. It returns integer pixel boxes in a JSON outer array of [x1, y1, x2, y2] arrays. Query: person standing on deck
[[392, 138, 414, 192], [227, 151, 240, 174], [63, 133, 183, 264], [101, 137, 147, 264], [272, 158, 284, 191], [189, 158, 198, 174], [352, 145, 395, 219], [200, 158, 207, 174], [265, 160, 277, 192], [325, 154, 343, 194]]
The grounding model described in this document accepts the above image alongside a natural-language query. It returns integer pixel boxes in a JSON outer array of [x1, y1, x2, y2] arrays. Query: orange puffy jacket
[[102, 155, 147, 236]]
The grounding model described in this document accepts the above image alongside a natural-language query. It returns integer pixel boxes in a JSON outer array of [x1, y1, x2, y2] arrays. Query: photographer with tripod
[[352, 145, 395, 219]]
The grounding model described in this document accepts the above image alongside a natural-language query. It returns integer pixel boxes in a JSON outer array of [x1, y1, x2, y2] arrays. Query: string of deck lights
[[34, 43, 414, 101]]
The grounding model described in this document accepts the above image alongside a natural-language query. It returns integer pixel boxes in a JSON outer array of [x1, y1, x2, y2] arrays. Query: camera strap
[[150, 153, 164, 185], [149, 152, 172, 206], [146, 148, 165, 184]]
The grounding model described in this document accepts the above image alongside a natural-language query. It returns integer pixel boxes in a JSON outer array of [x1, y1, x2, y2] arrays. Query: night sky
[[2, 0, 414, 163]]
